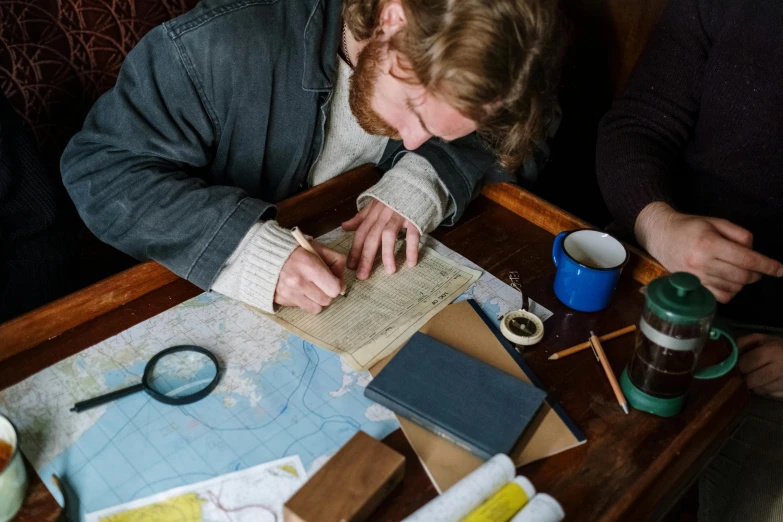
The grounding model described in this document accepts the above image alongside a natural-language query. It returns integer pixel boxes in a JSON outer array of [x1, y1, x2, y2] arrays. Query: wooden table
[[1, 166, 748, 521]]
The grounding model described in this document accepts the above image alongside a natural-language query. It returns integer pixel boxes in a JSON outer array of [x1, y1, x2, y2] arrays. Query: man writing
[[596, 0, 782, 519], [61, 0, 561, 314]]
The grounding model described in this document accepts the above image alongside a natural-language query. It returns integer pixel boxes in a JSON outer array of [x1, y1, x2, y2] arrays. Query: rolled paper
[[460, 475, 536, 522], [509, 493, 565, 522], [402, 454, 516, 522]]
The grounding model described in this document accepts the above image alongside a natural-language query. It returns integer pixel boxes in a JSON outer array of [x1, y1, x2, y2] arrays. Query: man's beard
[[348, 38, 402, 140]]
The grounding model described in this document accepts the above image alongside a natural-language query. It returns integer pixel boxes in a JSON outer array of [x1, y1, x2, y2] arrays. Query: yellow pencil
[[589, 331, 629, 414]]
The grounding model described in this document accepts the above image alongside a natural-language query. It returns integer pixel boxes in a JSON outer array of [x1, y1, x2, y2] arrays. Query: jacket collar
[[301, 0, 343, 91]]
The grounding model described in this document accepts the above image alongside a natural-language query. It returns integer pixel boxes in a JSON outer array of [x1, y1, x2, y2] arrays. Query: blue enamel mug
[[552, 229, 629, 312]]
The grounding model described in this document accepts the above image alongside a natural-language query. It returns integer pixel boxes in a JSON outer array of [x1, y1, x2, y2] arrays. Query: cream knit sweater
[[211, 58, 452, 312]]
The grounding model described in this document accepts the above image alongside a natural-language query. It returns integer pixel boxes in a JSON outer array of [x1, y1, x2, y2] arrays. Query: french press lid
[[646, 272, 716, 325]]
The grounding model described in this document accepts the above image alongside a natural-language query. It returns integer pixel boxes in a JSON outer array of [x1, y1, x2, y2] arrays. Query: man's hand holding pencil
[[274, 228, 346, 315]]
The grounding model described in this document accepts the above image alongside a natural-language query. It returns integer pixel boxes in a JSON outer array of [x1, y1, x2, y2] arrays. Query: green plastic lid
[[646, 272, 716, 324]]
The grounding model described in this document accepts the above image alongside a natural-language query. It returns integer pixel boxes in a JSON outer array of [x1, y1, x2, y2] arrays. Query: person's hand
[[342, 199, 420, 280], [738, 334, 783, 399], [274, 243, 346, 314], [635, 202, 783, 303]]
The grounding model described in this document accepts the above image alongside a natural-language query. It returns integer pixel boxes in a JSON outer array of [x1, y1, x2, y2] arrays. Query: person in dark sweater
[[597, 0, 783, 315], [596, 0, 783, 520], [0, 91, 79, 322]]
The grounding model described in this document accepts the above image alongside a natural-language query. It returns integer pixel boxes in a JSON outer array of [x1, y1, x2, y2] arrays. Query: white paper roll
[[402, 454, 516, 522], [509, 493, 565, 522]]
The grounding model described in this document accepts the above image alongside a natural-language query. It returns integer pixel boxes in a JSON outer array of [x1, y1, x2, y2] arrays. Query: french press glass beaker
[[619, 272, 738, 417]]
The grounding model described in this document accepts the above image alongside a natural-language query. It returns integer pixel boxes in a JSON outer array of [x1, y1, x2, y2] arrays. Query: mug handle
[[694, 327, 739, 380], [552, 231, 568, 268]]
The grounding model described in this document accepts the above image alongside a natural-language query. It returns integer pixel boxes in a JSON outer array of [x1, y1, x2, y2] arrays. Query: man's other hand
[[342, 199, 420, 280], [274, 243, 346, 314], [635, 202, 783, 303], [738, 334, 783, 399]]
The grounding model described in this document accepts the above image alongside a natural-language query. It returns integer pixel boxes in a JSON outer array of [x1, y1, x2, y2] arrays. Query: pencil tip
[[548, 354, 557, 360], [621, 403, 629, 414]]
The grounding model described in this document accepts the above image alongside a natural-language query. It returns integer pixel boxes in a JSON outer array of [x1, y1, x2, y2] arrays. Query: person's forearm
[[211, 221, 300, 313], [358, 153, 453, 234], [596, 0, 712, 232], [382, 133, 502, 226], [61, 26, 273, 290], [634, 201, 677, 257]]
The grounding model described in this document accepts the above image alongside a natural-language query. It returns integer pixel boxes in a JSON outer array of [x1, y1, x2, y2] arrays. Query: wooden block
[[284, 431, 405, 522]]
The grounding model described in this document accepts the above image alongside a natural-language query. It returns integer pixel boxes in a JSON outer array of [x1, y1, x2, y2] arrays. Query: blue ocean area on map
[[38, 303, 401, 517]]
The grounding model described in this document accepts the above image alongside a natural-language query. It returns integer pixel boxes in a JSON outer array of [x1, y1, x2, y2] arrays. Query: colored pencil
[[589, 331, 629, 414], [548, 325, 636, 360]]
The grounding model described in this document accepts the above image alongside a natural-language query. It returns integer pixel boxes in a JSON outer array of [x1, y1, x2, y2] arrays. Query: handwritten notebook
[[365, 332, 547, 460], [266, 232, 480, 371]]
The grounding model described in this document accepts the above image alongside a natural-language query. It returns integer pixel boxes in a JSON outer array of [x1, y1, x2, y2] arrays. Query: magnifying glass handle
[[71, 383, 145, 413]]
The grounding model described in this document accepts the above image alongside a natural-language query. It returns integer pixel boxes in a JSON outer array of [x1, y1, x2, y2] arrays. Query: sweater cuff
[[611, 177, 676, 233], [357, 153, 454, 234], [210, 221, 299, 313]]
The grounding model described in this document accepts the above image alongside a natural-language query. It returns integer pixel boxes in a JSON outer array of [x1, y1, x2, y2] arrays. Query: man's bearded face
[[348, 37, 402, 140], [348, 37, 479, 151]]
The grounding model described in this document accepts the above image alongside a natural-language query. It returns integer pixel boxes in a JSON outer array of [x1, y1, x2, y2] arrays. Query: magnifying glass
[[71, 345, 220, 413]]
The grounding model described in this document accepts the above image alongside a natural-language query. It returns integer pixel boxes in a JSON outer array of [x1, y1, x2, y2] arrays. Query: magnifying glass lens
[[146, 350, 218, 399]]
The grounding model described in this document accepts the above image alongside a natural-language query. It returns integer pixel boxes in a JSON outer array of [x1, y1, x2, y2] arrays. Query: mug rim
[[0, 413, 19, 479], [562, 229, 629, 271]]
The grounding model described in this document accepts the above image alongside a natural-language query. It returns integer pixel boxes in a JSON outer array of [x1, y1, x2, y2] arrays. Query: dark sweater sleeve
[[596, 0, 713, 231]]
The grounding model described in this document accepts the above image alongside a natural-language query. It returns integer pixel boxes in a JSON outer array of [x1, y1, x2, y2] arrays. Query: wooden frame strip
[[0, 262, 177, 362]]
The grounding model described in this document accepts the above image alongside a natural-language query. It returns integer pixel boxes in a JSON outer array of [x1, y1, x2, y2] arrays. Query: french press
[[619, 272, 738, 417]]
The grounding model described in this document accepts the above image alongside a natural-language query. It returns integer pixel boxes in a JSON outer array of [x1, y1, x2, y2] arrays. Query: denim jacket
[[61, 0, 507, 290]]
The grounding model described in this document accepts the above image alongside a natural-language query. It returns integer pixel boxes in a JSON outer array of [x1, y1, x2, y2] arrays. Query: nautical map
[[0, 231, 551, 521], [86, 456, 305, 522]]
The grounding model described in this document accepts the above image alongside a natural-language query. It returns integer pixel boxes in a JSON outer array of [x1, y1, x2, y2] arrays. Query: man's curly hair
[[343, 0, 564, 171]]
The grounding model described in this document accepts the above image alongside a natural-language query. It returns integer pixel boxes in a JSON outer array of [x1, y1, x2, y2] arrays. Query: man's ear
[[377, 0, 406, 40]]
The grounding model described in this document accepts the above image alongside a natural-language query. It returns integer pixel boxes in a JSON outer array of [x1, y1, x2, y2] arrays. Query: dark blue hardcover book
[[365, 331, 547, 460]]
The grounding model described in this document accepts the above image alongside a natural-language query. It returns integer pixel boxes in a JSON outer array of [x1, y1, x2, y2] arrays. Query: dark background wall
[[536, 0, 667, 227]]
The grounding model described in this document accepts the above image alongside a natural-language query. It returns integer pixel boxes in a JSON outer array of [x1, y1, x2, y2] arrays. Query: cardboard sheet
[[371, 300, 585, 493]]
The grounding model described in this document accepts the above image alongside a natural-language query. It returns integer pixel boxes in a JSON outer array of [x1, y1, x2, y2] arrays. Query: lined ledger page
[[267, 232, 481, 371]]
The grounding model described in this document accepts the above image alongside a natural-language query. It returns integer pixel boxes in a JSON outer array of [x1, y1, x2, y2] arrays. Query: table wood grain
[[2, 166, 748, 522]]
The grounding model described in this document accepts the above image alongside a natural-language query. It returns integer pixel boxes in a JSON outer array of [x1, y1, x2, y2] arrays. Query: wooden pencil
[[589, 331, 629, 414], [548, 325, 636, 360]]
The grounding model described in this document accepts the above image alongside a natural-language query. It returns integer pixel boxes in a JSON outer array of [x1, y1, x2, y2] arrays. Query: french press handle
[[693, 327, 739, 380]]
